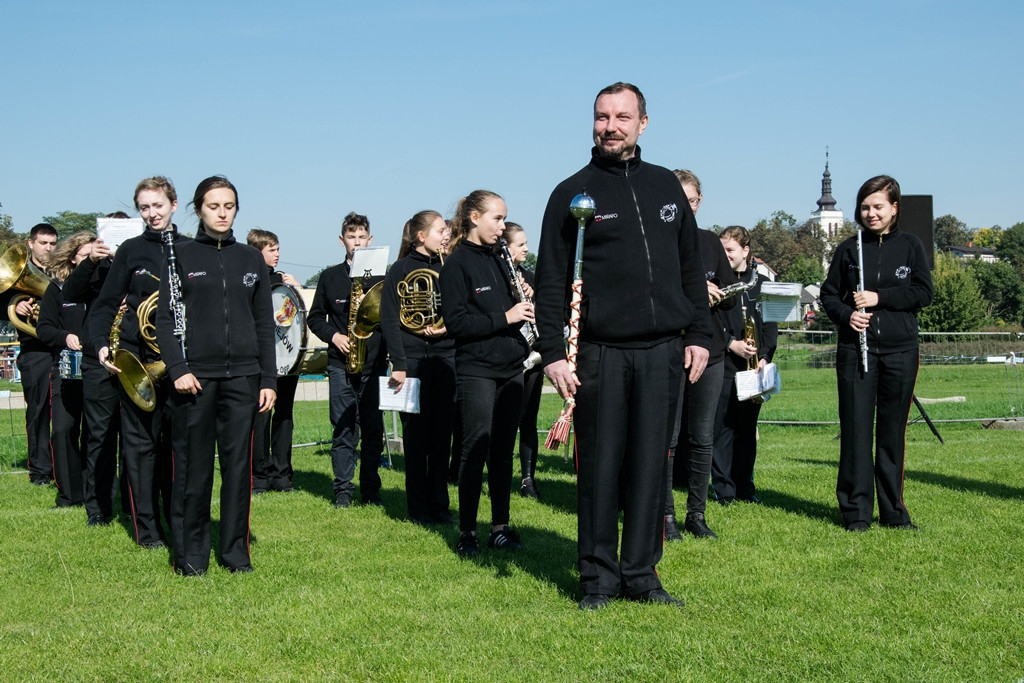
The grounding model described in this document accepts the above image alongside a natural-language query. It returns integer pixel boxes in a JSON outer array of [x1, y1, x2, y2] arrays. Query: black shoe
[[362, 493, 384, 507], [276, 484, 295, 493], [684, 512, 718, 539], [487, 526, 523, 551], [846, 521, 870, 532], [718, 496, 736, 507], [456, 532, 480, 558], [520, 477, 540, 499], [627, 588, 684, 607], [252, 487, 268, 496], [578, 594, 612, 611], [86, 514, 111, 527], [664, 515, 683, 542], [230, 565, 254, 574], [141, 540, 166, 550], [334, 493, 352, 509], [740, 494, 762, 504], [30, 477, 50, 487], [881, 520, 919, 531]]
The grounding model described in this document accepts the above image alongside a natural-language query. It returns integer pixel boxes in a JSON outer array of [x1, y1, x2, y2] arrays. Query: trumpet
[[498, 237, 541, 371], [0, 244, 51, 338]]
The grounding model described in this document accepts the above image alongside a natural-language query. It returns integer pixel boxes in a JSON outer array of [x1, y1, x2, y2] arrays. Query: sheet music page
[[350, 246, 390, 277], [378, 376, 420, 414], [96, 217, 144, 254]]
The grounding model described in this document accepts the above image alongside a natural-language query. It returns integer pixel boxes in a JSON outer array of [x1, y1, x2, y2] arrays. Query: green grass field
[[1, 388, 1021, 680]]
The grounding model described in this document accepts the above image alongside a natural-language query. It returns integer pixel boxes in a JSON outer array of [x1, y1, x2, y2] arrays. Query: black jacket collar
[[589, 145, 644, 177], [195, 225, 236, 248]]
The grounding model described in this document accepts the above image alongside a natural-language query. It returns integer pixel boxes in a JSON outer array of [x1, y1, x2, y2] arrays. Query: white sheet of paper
[[350, 246, 390, 278], [95, 217, 144, 254], [378, 376, 420, 414]]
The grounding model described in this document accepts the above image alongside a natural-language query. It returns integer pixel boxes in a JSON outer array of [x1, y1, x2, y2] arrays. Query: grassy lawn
[[1, 388, 1021, 680]]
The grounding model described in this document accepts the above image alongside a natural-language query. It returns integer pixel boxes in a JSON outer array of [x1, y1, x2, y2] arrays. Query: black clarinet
[[498, 237, 541, 370], [162, 230, 187, 359]]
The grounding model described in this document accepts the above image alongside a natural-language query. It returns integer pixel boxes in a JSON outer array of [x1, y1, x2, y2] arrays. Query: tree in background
[[783, 255, 824, 286], [41, 210, 103, 239], [305, 269, 325, 289], [917, 254, 988, 332], [933, 214, 971, 251], [0, 214, 21, 255], [749, 210, 798, 275], [971, 226, 1002, 249], [825, 220, 858, 263], [968, 259, 1024, 327], [995, 222, 1024, 269]]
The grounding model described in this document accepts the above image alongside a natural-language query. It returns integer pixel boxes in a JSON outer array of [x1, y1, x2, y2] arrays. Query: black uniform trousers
[[50, 367, 85, 507], [401, 355, 456, 522], [836, 346, 918, 526], [252, 373, 298, 492], [120, 379, 173, 546], [574, 337, 682, 597], [457, 373, 523, 533], [517, 364, 544, 480], [81, 359, 120, 521], [667, 359, 724, 516], [169, 374, 259, 575], [18, 350, 53, 482], [326, 365, 384, 500], [711, 370, 762, 501]]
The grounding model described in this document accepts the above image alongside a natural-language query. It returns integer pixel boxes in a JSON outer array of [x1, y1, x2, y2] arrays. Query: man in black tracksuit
[[307, 214, 386, 508], [90, 180, 187, 548], [535, 83, 712, 610], [156, 220, 277, 575]]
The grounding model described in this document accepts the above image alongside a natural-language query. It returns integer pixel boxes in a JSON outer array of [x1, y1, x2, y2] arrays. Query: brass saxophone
[[715, 259, 758, 302]]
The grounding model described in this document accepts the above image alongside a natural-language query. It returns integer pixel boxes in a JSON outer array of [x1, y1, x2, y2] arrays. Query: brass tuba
[[109, 307, 166, 412], [0, 244, 51, 338], [397, 268, 443, 335]]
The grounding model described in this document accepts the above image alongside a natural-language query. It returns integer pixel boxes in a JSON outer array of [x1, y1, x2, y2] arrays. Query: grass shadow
[[292, 468, 335, 502], [456, 524, 579, 600]]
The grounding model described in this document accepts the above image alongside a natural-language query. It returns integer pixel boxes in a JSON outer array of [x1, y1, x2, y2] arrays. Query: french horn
[[397, 268, 443, 335]]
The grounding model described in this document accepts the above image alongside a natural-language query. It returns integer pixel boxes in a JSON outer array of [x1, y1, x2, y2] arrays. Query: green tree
[[749, 210, 798, 275], [305, 268, 325, 289], [41, 210, 103, 239], [523, 252, 537, 271], [917, 254, 988, 332], [968, 259, 1024, 326], [971, 226, 1001, 249], [995, 222, 1024, 269], [933, 214, 971, 251], [825, 219, 858, 263], [0, 214, 21, 255], [783, 255, 824, 286]]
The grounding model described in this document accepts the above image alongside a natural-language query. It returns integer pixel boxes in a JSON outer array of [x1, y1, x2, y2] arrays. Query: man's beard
[[596, 136, 635, 161]]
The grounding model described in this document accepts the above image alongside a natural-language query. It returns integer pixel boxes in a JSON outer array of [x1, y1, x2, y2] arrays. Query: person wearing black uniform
[[36, 232, 96, 508], [91, 176, 187, 549], [308, 212, 387, 509], [712, 225, 778, 506], [440, 190, 532, 558], [535, 83, 712, 610], [663, 170, 738, 541], [247, 228, 301, 495], [157, 175, 276, 575], [62, 213, 127, 526], [9, 223, 58, 485], [500, 222, 544, 499], [380, 210, 456, 524], [821, 175, 932, 532]]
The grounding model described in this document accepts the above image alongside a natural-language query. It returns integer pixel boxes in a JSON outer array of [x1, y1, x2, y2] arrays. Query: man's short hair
[[28, 223, 57, 241], [595, 82, 647, 119], [247, 228, 279, 251], [341, 211, 370, 236]]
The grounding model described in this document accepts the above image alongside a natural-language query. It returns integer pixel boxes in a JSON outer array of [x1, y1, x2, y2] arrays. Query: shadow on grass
[[469, 524, 579, 599], [292, 467, 336, 503], [756, 488, 843, 525]]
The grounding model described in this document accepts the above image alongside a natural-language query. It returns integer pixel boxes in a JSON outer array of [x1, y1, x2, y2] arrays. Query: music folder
[[378, 376, 420, 414]]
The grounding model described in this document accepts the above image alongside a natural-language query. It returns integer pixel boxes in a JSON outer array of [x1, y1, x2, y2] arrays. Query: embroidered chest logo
[[895, 266, 911, 279], [242, 272, 258, 287], [474, 286, 492, 295], [659, 203, 678, 223], [594, 213, 618, 222], [187, 271, 207, 279]]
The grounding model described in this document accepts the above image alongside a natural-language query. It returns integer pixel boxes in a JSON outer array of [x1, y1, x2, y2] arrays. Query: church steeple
[[816, 148, 837, 212]]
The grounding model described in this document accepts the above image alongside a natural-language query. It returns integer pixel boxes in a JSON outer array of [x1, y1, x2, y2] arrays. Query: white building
[[810, 151, 844, 240]]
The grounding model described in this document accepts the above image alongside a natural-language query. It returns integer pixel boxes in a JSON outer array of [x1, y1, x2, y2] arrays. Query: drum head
[[272, 284, 307, 376]]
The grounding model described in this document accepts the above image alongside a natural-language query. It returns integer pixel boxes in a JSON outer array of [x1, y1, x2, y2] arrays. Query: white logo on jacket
[[243, 273, 258, 287], [187, 271, 207, 279], [594, 213, 618, 222], [660, 203, 678, 222], [895, 266, 911, 279]]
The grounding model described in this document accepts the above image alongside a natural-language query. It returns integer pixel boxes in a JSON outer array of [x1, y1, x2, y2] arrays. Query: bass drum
[[272, 284, 327, 376]]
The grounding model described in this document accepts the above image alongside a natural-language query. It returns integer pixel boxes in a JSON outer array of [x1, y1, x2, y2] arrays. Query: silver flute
[[162, 230, 187, 359], [856, 227, 868, 373]]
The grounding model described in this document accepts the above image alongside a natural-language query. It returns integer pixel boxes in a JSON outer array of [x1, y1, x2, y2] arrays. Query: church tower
[[810, 149, 843, 239]]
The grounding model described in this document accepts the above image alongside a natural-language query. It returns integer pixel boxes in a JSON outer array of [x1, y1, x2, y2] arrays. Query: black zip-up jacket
[[439, 240, 529, 379], [821, 226, 932, 354], [154, 226, 276, 391], [62, 256, 111, 363], [700, 229, 739, 364], [307, 261, 386, 374], [721, 272, 778, 377], [535, 146, 713, 365], [89, 226, 190, 360], [37, 281, 87, 359], [380, 250, 454, 372]]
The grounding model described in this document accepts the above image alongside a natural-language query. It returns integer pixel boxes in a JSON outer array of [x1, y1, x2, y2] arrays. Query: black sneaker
[[86, 514, 111, 527], [520, 477, 540, 499], [334, 493, 352, 509], [456, 532, 480, 558], [362, 493, 384, 507], [487, 526, 523, 551], [627, 588, 684, 607], [664, 515, 683, 542], [846, 521, 870, 532], [684, 512, 718, 539], [578, 594, 612, 611]]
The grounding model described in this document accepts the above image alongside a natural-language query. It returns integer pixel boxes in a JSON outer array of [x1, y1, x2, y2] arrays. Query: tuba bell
[[0, 244, 52, 338], [397, 268, 443, 335], [346, 278, 383, 374], [109, 307, 165, 412]]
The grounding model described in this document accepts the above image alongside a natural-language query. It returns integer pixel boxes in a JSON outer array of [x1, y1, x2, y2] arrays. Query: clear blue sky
[[2, 1, 1021, 284]]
